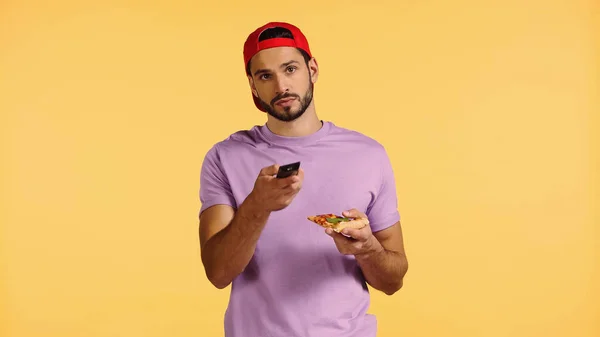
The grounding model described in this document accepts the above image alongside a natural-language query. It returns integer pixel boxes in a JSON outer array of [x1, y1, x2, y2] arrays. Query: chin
[[269, 109, 304, 122], [277, 106, 299, 116]]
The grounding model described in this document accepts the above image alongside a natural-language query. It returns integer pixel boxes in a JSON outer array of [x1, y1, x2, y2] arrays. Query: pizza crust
[[331, 218, 369, 233]]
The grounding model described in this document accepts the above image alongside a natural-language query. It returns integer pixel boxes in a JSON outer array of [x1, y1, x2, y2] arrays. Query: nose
[[273, 75, 289, 95]]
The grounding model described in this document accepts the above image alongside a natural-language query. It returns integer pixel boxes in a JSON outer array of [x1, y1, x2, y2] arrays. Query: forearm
[[201, 194, 270, 288], [355, 243, 408, 295]]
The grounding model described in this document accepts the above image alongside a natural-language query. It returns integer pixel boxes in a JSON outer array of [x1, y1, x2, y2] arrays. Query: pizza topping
[[325, 217, 352, 224]]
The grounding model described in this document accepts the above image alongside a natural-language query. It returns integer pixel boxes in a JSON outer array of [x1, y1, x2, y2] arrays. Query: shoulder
[[327, 122, 389, 156], [203, 125, 266, 159]]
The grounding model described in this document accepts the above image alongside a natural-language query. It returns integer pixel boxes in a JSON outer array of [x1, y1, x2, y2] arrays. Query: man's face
[[248, 47, 317, 122]]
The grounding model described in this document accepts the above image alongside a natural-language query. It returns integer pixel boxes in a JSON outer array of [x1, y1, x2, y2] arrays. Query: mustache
[[271, 92, 300, 105]]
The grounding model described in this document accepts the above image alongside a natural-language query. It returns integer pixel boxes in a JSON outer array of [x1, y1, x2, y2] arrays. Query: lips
[[275, 97, 296, 105]]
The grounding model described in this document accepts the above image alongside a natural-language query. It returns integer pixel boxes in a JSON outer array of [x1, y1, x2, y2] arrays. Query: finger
[[292, 168, 304, 186], [282, 178, 303, 191], [281, 188, 300, 200], [281, 187, 302, 203], [259, 164, 279, 176], [296, 168, 304, 180], [342, 208, 367, 219], [278, 167, 303, 184], [341, 227, 369, 242], [326, 228, 355, 242], [277, 174, 301, 189]]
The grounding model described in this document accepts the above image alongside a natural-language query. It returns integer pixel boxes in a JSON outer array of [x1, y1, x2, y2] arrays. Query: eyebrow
[[253, 60, 300, 76]]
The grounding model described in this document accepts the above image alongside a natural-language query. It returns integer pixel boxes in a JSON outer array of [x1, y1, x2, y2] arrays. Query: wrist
[[356, 236, 385, 260], [243, 192, 271, 219]]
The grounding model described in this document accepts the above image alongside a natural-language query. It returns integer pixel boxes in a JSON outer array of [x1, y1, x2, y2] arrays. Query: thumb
[[342, 208, 366, 218]]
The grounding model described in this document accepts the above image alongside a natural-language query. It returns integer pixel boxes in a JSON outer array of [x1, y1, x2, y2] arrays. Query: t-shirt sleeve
[[199, 144, 237, 215], [366, 147, 401, 233]]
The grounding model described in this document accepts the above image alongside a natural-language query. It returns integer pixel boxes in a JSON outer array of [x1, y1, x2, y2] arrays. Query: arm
[[354, 146, 408, 295], [199, 194, 270, 289], [199, 164, 304, 289], [354, 221, 408, 295], [326, 210, 408, 296]]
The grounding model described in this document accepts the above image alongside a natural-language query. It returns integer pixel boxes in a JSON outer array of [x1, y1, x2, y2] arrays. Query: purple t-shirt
[[199, 121, 400, 337]]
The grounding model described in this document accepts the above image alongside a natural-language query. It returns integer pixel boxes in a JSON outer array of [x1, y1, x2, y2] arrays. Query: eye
[[259, 73, 271, 80], [286, 66, 297, 73]]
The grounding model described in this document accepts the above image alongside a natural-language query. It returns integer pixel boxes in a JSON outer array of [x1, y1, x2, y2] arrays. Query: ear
[[308, 57, 319, 83], [247, 75, 258, 97]]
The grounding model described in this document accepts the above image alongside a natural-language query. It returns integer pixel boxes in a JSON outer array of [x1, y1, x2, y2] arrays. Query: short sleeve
[[199, 144, 237, 215], [365, 148, 401, 232]]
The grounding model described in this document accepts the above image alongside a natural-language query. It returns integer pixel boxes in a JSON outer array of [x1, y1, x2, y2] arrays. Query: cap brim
[[252, 93, 267, 112]]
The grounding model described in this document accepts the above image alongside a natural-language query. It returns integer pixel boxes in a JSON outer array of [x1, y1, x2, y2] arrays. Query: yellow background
[[1, 0, 598, 336]]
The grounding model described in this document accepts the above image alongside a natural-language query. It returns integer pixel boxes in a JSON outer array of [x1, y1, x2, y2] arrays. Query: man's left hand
[[325, 208, 384, 257]]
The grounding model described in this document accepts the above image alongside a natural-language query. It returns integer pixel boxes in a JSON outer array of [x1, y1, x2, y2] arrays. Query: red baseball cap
[[243, 22, 313, 111]]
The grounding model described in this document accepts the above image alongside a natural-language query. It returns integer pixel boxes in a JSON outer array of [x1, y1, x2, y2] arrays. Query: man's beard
[[257, 81, 314, 122]]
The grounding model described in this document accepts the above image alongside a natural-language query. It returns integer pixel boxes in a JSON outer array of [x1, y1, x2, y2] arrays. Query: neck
[[266, 105, 322, 137]]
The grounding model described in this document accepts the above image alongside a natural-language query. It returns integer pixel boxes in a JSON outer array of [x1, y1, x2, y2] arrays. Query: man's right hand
[[247, 164, 304, 212]]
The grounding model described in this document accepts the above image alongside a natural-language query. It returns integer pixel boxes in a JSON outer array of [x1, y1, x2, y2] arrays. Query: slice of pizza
[[307, 213, 369, 233]]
